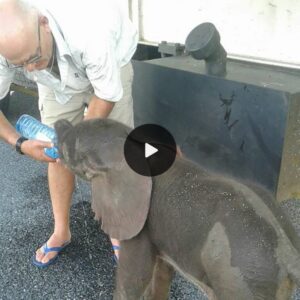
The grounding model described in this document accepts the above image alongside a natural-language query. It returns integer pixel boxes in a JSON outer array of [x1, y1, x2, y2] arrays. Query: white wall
[[129, 0, 300, 68]]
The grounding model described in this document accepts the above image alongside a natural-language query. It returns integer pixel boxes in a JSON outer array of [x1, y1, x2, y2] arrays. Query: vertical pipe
[[128, 0, 143, 42], [128, 0, 133, 20], [138, 0, 144, 42]]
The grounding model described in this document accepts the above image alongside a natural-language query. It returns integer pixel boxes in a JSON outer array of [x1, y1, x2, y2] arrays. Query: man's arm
[[84, 95, 115, 120], [0, 110, 20, 145]]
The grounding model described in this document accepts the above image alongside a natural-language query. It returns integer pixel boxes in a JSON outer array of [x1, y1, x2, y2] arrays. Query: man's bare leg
[[35, 162, 73, 263]]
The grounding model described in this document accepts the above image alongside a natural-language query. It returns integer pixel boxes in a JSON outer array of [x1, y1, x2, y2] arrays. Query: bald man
[[0, 0, 138, 268]]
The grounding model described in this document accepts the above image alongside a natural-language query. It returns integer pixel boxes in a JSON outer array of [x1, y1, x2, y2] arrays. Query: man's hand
[[84, 95, 115, 120], [20, 139, 57, 162]]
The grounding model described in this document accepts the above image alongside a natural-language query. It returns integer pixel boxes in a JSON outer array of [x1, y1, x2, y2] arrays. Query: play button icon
[[145, 143, 158, 158], [124, 124, 177, 176]]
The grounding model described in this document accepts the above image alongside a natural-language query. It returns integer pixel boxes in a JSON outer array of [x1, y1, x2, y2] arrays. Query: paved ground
[[0, 92, 299, 299]]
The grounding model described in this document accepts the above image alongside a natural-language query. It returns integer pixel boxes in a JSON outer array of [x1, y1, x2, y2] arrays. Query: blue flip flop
[[112, 244, 120, 263], [32, 241, 71, 269]]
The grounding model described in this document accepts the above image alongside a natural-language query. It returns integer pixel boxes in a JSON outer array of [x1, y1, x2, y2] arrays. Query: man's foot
[[35, 233, 71, 265], [111, 238, 120, 262], [32, 241, 71, 268]]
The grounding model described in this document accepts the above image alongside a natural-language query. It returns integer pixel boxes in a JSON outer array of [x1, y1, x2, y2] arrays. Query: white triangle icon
[[145, 143, 158, 158]]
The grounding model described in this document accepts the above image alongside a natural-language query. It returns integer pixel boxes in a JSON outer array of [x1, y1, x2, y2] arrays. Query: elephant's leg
[[113, 230, 157, 300], [143, 256, 174, 300]]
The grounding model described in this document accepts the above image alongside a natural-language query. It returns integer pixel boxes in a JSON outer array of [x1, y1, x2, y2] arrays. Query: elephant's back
[[147, 158, 296, 271], [147, 158, 228, 256]]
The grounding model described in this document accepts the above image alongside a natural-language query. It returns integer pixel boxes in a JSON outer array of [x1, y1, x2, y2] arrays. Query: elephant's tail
[[286, 255, 300, 286]]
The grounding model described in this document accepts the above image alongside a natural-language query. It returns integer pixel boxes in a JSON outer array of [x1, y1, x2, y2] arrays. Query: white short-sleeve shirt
[[0, 0, 138, 104]]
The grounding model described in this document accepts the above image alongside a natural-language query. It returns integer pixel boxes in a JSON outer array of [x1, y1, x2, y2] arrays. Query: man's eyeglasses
[[5, 19, 42, 69]]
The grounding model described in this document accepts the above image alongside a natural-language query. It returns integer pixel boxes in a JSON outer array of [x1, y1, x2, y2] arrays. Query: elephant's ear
[[54, 119, 74, 162], [54, 119, 73, 143], [91, 138, 152, 241]]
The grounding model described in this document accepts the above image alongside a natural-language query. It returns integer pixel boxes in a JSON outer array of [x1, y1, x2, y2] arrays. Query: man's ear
[[39, 15, 51, 32]]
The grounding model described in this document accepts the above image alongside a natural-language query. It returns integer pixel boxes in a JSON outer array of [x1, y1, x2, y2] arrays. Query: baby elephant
[[54, 118, 300, 300]]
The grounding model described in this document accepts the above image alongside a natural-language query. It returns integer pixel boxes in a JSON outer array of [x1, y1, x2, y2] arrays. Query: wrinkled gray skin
[[55, 118, 300, 300]]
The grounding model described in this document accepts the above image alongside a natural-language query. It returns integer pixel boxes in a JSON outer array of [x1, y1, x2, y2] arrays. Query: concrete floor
[[0, 92, 299, 299]]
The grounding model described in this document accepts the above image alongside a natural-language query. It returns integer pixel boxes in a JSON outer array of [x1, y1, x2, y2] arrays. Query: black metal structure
[[132, 54, 300, 201]]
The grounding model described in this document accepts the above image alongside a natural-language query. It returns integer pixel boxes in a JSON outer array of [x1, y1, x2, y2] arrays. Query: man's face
[[5, 16, 53, 72]]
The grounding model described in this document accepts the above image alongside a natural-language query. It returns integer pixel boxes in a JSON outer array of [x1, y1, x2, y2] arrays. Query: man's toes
[[35, 248, 45, 262], [114, 250, 120, 260], [41, 253, 55, 264]]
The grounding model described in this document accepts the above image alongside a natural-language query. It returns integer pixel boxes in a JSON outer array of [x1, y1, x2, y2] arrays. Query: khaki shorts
[[38, 62, 134, 128]]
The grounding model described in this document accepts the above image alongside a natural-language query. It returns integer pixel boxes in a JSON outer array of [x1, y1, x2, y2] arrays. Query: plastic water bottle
[[15, 114, 59, 159]]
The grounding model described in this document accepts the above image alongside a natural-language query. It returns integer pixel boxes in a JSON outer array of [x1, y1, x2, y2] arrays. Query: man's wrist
[[15, 136, 28, 155]]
